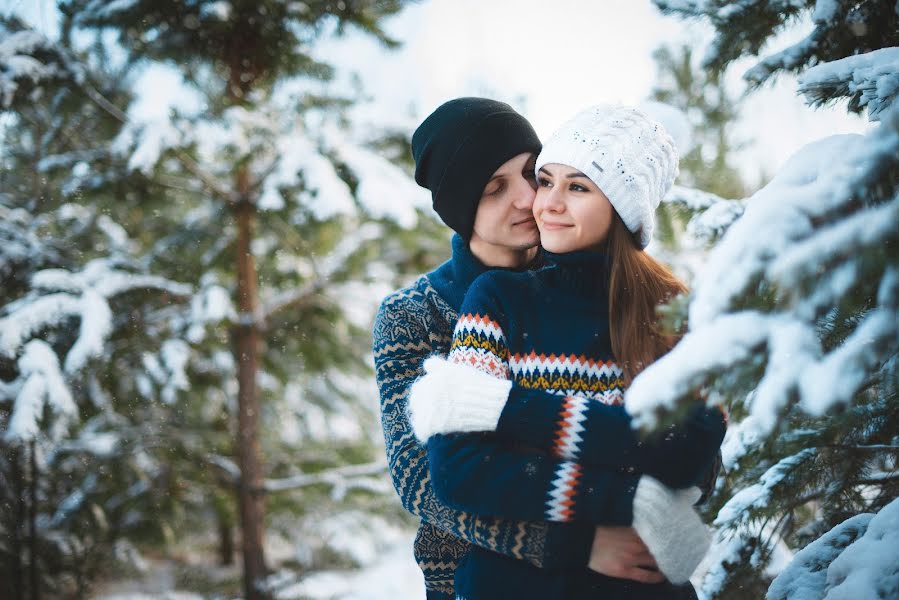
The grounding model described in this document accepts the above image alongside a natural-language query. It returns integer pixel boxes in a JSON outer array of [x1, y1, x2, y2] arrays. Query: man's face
[[469, 152, 541, 251]]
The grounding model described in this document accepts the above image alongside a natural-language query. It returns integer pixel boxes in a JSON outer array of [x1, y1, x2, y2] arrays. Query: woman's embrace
[[408, 104, 727, 598]]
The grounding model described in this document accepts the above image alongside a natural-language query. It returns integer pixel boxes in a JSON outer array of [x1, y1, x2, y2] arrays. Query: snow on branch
[[0, 21, 79, 108], [263, 460, 388, 494], [767, 497, 899, 600], [798, 47, 899, 121], [626, 105, 899, 433], [5, 340, 77, 442], [324, 128, 431, 229], [209, 454, 389, 497], [1, 259, 191, 378], [715, 449, 817, 530], [665, 185, 745, 246]]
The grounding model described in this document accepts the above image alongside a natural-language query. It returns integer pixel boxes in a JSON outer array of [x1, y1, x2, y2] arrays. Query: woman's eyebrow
[[538, 166, 588, 180]]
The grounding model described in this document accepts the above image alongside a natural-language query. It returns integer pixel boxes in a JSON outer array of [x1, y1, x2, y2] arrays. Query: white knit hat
[[535, 105, 679, 249]]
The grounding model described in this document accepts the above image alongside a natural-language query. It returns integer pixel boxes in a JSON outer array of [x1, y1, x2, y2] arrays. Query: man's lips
[[513, 217, 537, 227]]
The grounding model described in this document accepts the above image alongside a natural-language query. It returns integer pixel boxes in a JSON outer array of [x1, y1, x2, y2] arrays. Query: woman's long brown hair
[[606, 215, 688, 386]]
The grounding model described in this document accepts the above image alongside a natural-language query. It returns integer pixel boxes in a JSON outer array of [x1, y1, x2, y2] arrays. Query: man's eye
[[486, 182, 505, 196]]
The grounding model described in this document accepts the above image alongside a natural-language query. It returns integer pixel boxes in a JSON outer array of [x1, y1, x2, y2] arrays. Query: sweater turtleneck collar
[[450, 233, 489, 288], [542, 248, 610, 299]]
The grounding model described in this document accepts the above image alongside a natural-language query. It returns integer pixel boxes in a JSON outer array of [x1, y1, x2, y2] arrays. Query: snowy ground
[[90, 531, 424, 600]]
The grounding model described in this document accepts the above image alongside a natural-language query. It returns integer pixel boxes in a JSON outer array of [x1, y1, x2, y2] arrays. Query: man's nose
[[511, 177, 537, 210]]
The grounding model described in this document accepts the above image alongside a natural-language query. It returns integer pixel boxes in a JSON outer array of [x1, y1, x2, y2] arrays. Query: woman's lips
[[540, 221, 573, 231]]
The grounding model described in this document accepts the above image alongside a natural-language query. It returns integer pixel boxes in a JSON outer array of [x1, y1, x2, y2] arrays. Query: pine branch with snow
[[652, 1, 899, 106]]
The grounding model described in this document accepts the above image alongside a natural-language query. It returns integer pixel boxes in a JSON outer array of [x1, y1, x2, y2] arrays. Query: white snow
[[685, 199, 745, 246], [329, 135, 430, 228], [823, 498, 899, 599], [626, 113, 899, 433], [0, 293, 83, 358], [63, 289, 113, 373], [5, 340, 77, 442], [767, 498, 899, 600], [160, 339, 191, 404], [715, 450, 815, 528], [798, 47, 899, 121], [0, 27, 68, 107], [810, 0, 840, 23]]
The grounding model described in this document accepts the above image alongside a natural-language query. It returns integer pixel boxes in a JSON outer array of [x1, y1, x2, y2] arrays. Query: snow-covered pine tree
[[651, 43, 747, 201], [626, 2, 899, 597], [52, 1, 432, 597], [645, 42, 749, 283], [1, 18, 200, 598]]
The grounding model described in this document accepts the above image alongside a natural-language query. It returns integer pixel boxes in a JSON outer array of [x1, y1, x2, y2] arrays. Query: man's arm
[[372, 287, 593, 569]]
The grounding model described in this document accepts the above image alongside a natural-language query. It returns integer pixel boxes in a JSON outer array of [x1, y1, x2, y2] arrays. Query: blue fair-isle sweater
[[374, 236, 598, 598], [428, 249, 726, 599]]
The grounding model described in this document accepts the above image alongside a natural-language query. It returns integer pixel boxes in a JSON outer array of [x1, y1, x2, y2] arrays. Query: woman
[[409, 105, 727, 598]]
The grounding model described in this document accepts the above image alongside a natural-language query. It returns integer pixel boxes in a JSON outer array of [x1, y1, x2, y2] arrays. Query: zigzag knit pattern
[[509, 352, 625, 404], [449, 313, 511, 378], [373, 274, 560, 598]]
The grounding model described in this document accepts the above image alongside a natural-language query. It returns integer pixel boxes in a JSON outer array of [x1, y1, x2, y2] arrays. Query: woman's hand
[[631, 476, 711, 584], [408, 356, 511, 442], [587, 526, 665, 584]]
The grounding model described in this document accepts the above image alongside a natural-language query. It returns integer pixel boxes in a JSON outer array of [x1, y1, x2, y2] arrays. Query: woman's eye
[[570, 183, 587, 192], [537, 177, 552, 188]]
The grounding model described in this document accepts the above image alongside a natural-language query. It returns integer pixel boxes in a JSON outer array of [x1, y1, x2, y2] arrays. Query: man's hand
[[587, 526, 665, 584]]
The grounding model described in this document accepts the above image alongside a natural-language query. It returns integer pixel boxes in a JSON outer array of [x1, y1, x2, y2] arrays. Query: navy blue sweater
[[375, 236, 603, 598], [428, 250, 726, 599]]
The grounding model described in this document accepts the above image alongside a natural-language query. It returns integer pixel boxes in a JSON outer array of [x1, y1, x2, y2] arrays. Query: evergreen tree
[[2, 2, 438, 597], [627, 2, 899, 597], [645, 43, 749, 285], [651, 44, 746, 200], [0, 16, 202, 599]]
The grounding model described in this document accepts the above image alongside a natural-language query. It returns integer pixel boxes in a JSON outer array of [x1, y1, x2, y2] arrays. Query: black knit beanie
[[411, 97, 542, 240]]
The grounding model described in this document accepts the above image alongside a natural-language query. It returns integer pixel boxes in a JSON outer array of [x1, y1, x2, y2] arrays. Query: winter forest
[[0, 0, 897, 599]]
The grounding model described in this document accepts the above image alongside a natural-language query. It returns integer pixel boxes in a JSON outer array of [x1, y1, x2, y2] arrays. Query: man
[[372, 98, 670, 598]]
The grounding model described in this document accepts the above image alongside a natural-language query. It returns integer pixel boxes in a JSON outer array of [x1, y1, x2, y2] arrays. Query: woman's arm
[[428, 430, 638, 524], [411, 356, 726, 490]]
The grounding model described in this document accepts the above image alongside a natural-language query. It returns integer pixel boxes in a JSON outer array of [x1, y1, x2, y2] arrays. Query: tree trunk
[[29, 441, 39, 600], [10, 445, 23, 600], [233, 168, 267, 600], [217, 503, 235, 566]]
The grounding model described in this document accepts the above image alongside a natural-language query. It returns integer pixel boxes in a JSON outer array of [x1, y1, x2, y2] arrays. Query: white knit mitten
[[407, 356, 512, 442], [631, 476, 711, 585]]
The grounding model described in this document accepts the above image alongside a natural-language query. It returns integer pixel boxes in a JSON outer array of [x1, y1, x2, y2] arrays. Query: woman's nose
[[539, 187, 564, 212]]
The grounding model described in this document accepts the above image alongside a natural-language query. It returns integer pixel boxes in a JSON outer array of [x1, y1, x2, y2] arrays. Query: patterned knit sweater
[[373, 235, 597, 599], [429, 250, 726, 599]]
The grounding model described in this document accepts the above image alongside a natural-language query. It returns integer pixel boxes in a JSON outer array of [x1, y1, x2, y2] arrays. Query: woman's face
[[533, 163, 614, 253], [470, 152, 540, 251]]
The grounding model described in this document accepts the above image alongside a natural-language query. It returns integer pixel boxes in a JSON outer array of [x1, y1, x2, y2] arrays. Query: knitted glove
[[631, 475, 711, 585], [407, 356, 512, 442]]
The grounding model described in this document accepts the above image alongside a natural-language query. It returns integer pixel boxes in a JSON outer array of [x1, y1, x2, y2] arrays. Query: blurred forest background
[[1, 1, 896, 599]]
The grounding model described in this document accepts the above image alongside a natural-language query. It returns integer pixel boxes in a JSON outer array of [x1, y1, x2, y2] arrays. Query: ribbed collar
[[450, 233, 489, 289], [542, 249, 610, 299], [429, 234, 544, 312]]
